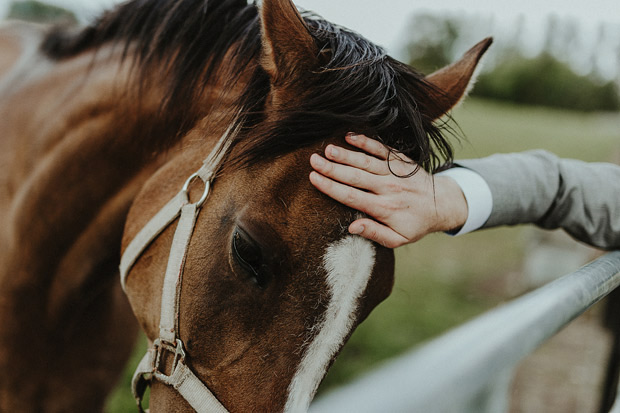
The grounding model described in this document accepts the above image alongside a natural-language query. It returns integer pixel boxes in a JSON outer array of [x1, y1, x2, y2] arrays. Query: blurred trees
[[474, 53, 619, 111], [406, 13, 620, 111], [405, 14, 461, 74], [8, 0, 77, 24]]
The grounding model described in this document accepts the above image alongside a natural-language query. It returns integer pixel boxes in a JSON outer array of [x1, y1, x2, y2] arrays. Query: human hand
[[309, 134, 468, 248]]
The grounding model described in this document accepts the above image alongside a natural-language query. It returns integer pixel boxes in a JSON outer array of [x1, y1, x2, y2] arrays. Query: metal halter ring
[[182, 173, 211, 207]]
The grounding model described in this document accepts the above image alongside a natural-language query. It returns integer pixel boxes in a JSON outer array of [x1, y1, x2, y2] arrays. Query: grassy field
[[105, 98, 620, 411]]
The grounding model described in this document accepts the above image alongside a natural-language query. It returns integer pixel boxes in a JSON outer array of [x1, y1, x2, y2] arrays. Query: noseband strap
[[132, 342, 227, 413], [120, 129, 233, 412]]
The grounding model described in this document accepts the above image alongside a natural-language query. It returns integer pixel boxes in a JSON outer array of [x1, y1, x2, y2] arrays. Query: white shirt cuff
[[435, 167, 493, 236]]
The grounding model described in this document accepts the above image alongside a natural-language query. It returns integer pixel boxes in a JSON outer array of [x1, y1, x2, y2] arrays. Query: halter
[[119, 128, 234, 412]]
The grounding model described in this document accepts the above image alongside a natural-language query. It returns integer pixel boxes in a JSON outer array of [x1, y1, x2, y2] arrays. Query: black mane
[[42, 0, 453, 172]]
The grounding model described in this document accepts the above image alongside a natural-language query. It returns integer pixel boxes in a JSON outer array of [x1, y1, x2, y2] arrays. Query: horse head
[[120, 0, 490, 411]]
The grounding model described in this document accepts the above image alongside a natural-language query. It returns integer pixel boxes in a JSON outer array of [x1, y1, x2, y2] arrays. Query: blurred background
[[2, 0, 619, 411]]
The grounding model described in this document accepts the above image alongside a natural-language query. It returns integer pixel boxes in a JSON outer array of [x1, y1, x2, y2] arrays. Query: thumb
[[349, 219, 408, 248]]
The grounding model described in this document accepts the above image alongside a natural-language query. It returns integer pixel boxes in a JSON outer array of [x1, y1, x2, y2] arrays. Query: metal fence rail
[[310, 251, 620, 413]]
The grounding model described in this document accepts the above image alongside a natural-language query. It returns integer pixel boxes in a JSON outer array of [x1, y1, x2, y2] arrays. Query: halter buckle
[[152, 338, 186, 382], [182, 173, 211, 207]]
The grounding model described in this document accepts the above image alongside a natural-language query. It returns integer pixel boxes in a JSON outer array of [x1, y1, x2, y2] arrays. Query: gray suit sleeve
[[457, 151, 620, 250]]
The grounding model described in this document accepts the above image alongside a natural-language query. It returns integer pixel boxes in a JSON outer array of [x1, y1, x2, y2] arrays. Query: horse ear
[[260, 0, 318, 84], [423, 37, 493, 120]]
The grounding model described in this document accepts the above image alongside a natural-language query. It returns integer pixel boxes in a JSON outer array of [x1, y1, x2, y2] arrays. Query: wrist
[[433, 176, 468, 233]]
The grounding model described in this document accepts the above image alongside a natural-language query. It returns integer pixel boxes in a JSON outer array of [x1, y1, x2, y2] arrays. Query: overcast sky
[[1, 0, 619, 73]]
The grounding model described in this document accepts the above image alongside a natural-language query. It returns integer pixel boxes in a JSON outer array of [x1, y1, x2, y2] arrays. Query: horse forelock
[[219, 13, 457, 175]]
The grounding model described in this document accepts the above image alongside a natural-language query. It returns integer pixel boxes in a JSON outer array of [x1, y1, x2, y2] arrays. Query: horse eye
[[232, 229, 270, 288]]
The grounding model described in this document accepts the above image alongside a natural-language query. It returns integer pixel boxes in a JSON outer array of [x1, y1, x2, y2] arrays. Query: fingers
[[310, 171, 378, 212], [324, 144, 388, 176], [332, 134, 418, 177], [310, 153, 382, 191], [345, 134, 390, 160], [309, 171, 409, 248], [349, 218, 408, 249]]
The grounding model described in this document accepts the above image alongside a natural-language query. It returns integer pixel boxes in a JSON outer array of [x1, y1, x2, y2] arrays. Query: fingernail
[[310, 172, 323, 182], [329, 146, 339, 157], [348, 134, 358, 142], [312, 154, 325, 166], [350, 225, 364, 235]]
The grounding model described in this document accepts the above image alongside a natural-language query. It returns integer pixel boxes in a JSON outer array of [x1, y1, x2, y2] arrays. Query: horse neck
[[0, 40, 242, 321]]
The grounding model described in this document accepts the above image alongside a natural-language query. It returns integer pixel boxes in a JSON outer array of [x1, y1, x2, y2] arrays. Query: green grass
[[105, 336, 149, 412], [106, 99, 620, 411], [450, 98, 620, 161]]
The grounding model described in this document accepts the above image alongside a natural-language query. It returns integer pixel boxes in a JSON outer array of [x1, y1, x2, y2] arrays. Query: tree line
[[406, 13, 620, 112]]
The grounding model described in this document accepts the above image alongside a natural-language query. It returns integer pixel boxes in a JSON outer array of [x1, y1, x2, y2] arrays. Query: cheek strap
[[120, 127, 234, 412]]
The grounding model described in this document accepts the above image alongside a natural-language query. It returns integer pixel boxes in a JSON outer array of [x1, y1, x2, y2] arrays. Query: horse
[[0, 0, 489, 411]]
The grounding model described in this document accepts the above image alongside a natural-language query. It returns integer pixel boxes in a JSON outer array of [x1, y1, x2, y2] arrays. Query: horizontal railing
[[310, 251, 620, 413]]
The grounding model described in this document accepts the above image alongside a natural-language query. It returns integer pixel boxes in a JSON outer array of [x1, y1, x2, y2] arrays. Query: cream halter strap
[[119, 128, 234, 412]]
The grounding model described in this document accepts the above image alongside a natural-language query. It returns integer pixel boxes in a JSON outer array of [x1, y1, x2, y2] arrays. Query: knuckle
[[322, 159, 334, 174], [350, 170, 363, 186], [385, 181, 403, 192], [386, 203, 399, 214], [344, 189, 358, 205], [362, 155, 373, 170], [368, 228, 379, 240], [370, 206, 389, 221], [377, 198, 395, 212], [373, 198, 389, 212]]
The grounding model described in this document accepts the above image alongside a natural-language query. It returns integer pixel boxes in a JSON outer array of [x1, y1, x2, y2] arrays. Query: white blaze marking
[[284, 235, 376, 412]]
